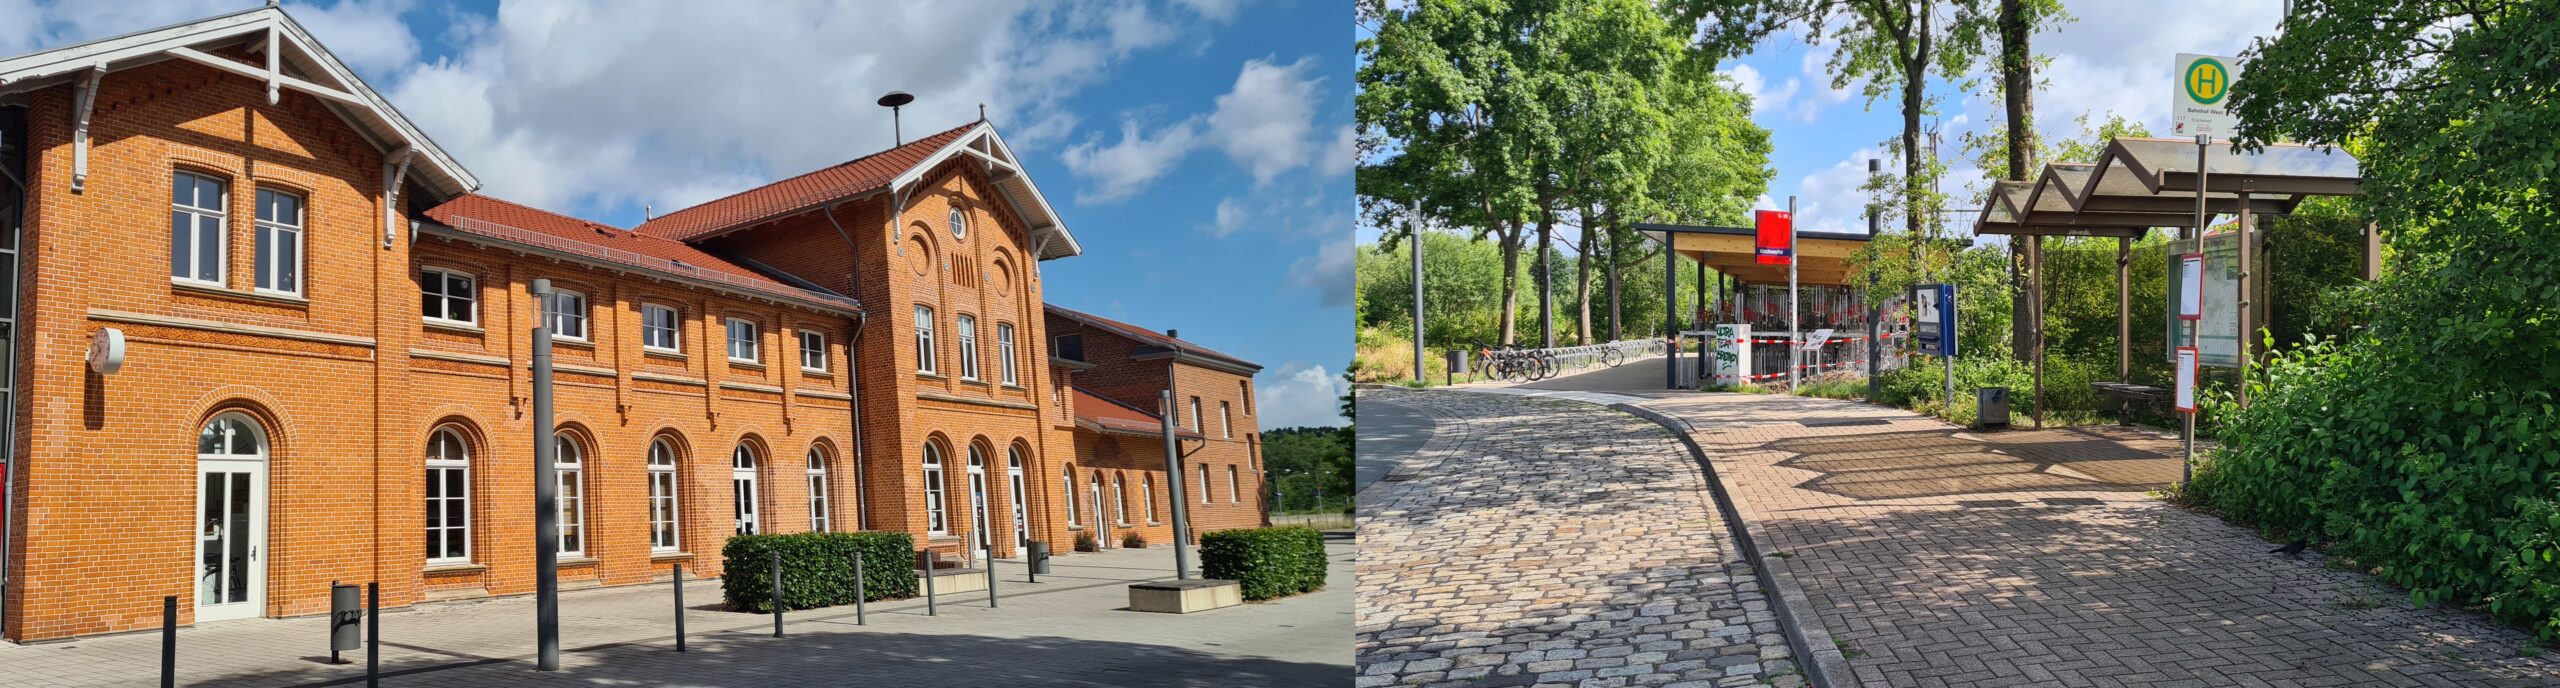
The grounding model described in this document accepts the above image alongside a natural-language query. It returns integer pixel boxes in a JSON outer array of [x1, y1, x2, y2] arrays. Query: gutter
[[820, 198, 869, 530]]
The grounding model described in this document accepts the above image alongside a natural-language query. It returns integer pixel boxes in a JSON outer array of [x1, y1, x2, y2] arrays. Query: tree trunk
[[2003, 0, 2037, 362], [1497, 220, 1522, 346], [1536, 186, 1558, 349], [1606, 210, 1624, 341], [1575, 204, 1595, 345]]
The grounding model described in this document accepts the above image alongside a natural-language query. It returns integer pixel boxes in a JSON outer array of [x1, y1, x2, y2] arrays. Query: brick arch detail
[[183, 385, 297, 457]]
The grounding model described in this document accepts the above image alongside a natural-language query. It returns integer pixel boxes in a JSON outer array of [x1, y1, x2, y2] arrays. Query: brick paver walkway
[[1632, 392, 2560, 687], [1356, 387, 1796, 688], [0, 543, 1352, 687]]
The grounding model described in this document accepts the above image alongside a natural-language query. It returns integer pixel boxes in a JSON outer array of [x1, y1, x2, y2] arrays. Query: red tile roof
[[422, 194, 858, 312], [1046, 304, 1260, 371], [634, 122, 982, 242], [1074, 387, 1204, 439]]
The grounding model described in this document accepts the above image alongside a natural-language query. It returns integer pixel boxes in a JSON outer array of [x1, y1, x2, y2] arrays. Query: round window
[[948, 209, 967, 240]]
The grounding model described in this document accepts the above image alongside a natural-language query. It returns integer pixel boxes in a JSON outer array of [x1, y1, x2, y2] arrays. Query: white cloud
[[1721, 64, 1799, 118], [1059, 116, 1204, 203], [1206, 197, 1250, 237], [1319, 123, 1356, 178], [0, 0, 417, 72], [1289, 236, 1354, 307], [1209, 55, 1326, 185], [1170, 0, 1246, 22], [1779, 149, 1880, 234], [289, 0, 421, 75], [1258, 363, 1347, 429]]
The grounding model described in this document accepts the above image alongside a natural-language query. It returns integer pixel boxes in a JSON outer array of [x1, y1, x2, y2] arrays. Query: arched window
[[425, 428, 471, 564], [733, 443, 761, 535], [1006, 446, 1028, 549], [1063, 466, 1080, 525], [1113, 474, 1129, 525], [554, 435, 585, 556], [1090, 472, 1104, 532], [807, 447, 831, 532], [1141, 475, 1156, 523], [196, 413, 266, 611], [922, 442, 949, 535], [647, 439, 680, 552]]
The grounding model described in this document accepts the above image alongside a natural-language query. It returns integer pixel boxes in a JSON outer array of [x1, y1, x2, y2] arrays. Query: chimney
[[1165, 329, 1178, 340]]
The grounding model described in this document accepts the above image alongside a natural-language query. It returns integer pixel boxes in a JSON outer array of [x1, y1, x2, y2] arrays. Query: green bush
[[1199, 526, 1329, 601], [1121, 531, 1149, 549], [720, 531, 918, 614], [1073, 531, 1099, 552]]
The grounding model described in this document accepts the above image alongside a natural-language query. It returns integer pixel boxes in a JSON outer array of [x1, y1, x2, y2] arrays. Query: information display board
[[2175, 346, 2199, 413], [2165, 233, 2265, 367], [1910, 284, 1956, 357]]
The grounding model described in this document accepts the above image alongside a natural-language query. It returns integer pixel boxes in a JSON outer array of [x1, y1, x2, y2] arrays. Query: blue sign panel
[[1910, 283, 1957, 357]]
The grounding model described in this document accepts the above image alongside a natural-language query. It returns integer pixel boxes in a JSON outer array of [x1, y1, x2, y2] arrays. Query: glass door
[[195, 461, 265, 622], [968, 466, 991, 562], [1008, 469, 1028, 550]]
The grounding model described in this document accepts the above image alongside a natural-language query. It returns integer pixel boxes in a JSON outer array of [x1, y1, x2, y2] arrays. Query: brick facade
[[0, 25, 1259, 642], [1047, 307, 1267, 551]]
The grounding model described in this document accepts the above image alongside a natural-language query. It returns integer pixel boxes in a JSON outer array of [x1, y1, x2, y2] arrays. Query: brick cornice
[[89, 308, 376, 347]]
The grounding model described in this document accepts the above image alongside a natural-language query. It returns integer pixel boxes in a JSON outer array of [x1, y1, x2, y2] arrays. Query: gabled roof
[[423, 194, 860, 314], [1073, 387, 1203, 439], [0, 5, 475, 201], [635, 120, 1082, 261], [1046, 303, 1261, 374]]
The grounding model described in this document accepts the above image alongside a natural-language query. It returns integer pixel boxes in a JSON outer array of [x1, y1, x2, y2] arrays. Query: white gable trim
[[0, 6, 477, 201], [890, 123, 1083, 261]]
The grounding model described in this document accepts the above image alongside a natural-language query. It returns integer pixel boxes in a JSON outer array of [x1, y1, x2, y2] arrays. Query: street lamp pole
[[1410, 202, 1426, 385], [530, 279, 559, 672], [1159, 390, 1194, 580]]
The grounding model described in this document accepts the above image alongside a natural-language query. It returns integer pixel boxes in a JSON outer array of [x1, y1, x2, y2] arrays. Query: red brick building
[[0, 7, 1261, 642], [1047, 305, 1268, 551]]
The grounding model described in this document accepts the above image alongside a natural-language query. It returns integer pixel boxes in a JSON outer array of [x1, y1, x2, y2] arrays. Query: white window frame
[[733, 443, 762, 536], [1228, 466, 1241, 503], [1220, 401, 1232, 439], [1241, 380, 1253, 416], [425, 428, 470, 564], [647, 439, 680, 553], [171, 171, 227, 287], [641, 304, 682, 353], [1141, 476, 1157, 523], [997, 323, 1018, 385], [914, 305, 937, 375], [1189, 397, 1203, 431], [923, 443, 949, 535], [1113, 475, 1129, 525], [421, 268, 477, 326], [956, 315, 980, 381], [1063, 466, 1079, 526], [1201, 464, 1213, 504], [251, 188, 304, 296], [800, 330, 828, 372], [554, 436, 586, 557], [948, 208, 967, 239], [807, 448, 831, 532], [546, 289, 589, 342], [726, 317, 760, 363]]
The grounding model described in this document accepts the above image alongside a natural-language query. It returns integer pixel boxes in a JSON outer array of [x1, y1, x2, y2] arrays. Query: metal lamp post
[[530, 279, 559, 671], [1158, 390, 1194, 579]]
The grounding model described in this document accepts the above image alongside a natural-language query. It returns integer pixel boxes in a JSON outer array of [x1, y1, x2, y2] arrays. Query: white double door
[[195, 459, 267, 622], [967, 464, 992, 562]]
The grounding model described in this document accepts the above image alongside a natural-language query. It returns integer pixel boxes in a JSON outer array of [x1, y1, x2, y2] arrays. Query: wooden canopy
[[1633, 222, 1871, 286], [1973, 138, 2361, 238]]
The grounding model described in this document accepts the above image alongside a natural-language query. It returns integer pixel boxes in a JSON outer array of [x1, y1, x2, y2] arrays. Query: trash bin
[[1977, 387, 2010, 428]]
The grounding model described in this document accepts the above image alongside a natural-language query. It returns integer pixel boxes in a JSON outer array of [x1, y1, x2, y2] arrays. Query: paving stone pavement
[[1628, 391, 2560, 688], [0, 542, 1352, 687], [1356, 387, 1797, 688]]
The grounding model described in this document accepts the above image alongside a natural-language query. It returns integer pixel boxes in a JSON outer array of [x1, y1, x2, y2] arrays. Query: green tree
[[1262, 427, 1352, 514]]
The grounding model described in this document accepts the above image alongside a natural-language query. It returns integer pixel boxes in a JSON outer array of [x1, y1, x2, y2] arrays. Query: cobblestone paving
[[0, 543, 1352, 687], [1634, 392, 2560, 687], [1356, 387, 1796, 688]]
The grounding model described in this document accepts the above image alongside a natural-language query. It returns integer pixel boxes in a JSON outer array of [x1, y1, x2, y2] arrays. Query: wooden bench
[[2091, 382, 2171, 423]]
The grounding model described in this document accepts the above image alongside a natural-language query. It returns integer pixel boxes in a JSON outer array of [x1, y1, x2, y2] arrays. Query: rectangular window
[[1221, 401, 1233, 439], [545, 289, 588, 341], [727, 318, 760, 362], [800, 330, 827, 372], [557, 468, 584, 556], [424, 453, 468, 564], [420, 269, 476, 325], [924, 461, 948, 535], [914, 305, 937, 374], [1189, 396, 1203, 431], [642, 304, 681, 352], [252, 189, 303, 295], [170, 171, 226, 285], [997, 323, 1018, 385], [1228, 466, 1240, 503], [956, 315, 979, 380], [1241, 380, 1253, 415], [808, 467, 831, 532], [648, 466, 678, 552], [1053, 333, 1084, 362], [1201, 464, 1213, 504]]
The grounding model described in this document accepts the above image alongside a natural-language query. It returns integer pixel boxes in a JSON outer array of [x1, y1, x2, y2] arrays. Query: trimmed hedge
[[720, 531, 917, 614], [1200, 526, 1328, 601]]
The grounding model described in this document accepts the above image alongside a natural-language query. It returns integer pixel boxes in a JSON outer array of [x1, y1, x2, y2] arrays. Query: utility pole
[[1410, 202, 1426, 385], [530, 279, 560, 672], [1866, 159, 1882, 399], [1158, 391, 1194, 579], [1787, 196, 1799, 391]]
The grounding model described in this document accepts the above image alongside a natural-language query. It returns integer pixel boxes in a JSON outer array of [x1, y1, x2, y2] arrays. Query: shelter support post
[[2365, 221, 2381, 281], [1664, 245, 1677, 390], [2031, 235, 2045, 429], [2237, 191, 2254, 409], [2118, 236, 2130, 385]]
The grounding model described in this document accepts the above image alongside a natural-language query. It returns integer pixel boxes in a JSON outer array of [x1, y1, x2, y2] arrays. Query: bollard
[[921, 550, 938, 617], [672, 563, 686, 652], [160, 595, 175, 688], [366, 582, 379, 688], [770, 551, 785, 637], [852, 551, 868, 625], [986, 554, 999, 608]]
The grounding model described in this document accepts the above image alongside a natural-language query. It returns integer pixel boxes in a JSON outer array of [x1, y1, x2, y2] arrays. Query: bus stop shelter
[[1972, 137, 2367, 424], [1635, 222, 1878, 391]]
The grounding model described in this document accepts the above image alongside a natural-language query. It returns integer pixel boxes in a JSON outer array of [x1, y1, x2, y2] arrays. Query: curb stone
[[1610, 402, 1856, 688]]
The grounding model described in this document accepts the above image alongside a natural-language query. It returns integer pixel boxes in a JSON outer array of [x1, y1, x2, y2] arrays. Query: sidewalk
[[0, 543, 1352, 687], [1356, 387, 1797, 688]]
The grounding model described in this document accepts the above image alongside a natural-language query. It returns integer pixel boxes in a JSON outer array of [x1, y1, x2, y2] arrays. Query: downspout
[[0, 104, 26, 635], [820, 199, 870, 530]]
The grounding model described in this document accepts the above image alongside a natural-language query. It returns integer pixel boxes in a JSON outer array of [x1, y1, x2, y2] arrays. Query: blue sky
[[2, 0, 1354, 430], [1355, 2, 2291, 249]]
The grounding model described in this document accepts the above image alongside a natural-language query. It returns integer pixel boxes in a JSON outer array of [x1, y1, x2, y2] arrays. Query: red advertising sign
[[1754, 209, 1792, 265]]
